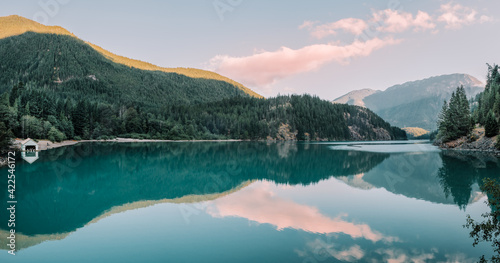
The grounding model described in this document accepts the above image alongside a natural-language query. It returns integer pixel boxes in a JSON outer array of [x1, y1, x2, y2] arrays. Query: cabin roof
[[21, 138, 36, 145]]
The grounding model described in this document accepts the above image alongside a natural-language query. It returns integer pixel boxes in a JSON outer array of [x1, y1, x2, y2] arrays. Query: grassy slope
[[402, 127, 430, 138], [0, 15, 262, 98]]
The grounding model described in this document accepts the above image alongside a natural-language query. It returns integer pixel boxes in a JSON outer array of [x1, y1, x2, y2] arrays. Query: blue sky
[[1, 0, 499, 99]]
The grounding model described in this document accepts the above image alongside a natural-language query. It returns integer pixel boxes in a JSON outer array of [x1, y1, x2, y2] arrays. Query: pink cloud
[[373, 9, 436, 33], [209, 37, 401, 87], [206, 183, 396, 242], [301, 18, 368, 39], [298, 20, 317, 30], [414, 11, 437, 31], [302, 240, 366, 262], [209, 3, 492, 88], [302, 10, 435, 38], [331, 245, 365, 262], [437, 3, 489, 29]]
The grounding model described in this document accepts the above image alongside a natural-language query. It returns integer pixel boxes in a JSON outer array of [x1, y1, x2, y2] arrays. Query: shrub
[[47, 127, 65, 142], [468, 133, 479, 143]]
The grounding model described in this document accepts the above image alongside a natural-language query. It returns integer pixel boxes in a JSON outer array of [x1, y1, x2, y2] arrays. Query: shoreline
[[441, 147, 500, 156], [434, 127, 500, 157], [35, 138, 245, 151], [0, 138, 246, 167]]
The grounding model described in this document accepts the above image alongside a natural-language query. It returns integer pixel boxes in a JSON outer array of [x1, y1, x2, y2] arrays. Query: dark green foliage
[[0, 122, 12, 151], [0, 32, 250, 109], [485, 110, 499, 137], [0, 93, 15, 151], [47, 126, 65, 142], [465, 178, 500, 263], [474, 65, 500, 126], [155, 95, 406, 141], [429, 130, 438, 141], [437, 86, 473, 142], [1, 82, 406, 141], [470, 64, 500, 140]]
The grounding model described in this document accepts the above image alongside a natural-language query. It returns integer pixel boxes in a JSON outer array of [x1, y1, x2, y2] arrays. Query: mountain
[[333, 74, 484, 130], [0, 15, 406, 141], [0, 15, 262, 98], [333, 89, 380, 107], [0, 32, 251, 107]]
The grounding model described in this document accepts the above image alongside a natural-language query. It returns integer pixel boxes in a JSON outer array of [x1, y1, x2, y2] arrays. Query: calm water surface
[[1, 141, 499, 262]]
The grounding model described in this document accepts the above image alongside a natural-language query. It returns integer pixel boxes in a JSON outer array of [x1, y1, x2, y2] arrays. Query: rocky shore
[[434, 128, 500, 157]]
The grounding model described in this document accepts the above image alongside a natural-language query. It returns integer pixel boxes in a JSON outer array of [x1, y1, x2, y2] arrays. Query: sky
[[1, 0, 499, 99]]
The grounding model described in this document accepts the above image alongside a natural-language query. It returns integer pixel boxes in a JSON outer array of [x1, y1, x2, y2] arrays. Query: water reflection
[[0, 142, 389, 238], [337, 150, 500, 208], [0, 141, 499, 256], [207, 181, 397, 242], [438, 151, 500, 209]]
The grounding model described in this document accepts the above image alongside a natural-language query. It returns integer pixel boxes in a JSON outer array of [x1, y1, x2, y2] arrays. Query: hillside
[[0, 32, 251, 108], [333, 74, 484, 130], [402, 127, 429, 139], [0, 15, 262, 98], [0, 16, 406, 142]]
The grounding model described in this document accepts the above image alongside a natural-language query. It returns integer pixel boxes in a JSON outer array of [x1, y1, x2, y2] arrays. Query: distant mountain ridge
[[333, 89, 380, 107], [0, 15, 262, 98], [333, 74, 484, 130]]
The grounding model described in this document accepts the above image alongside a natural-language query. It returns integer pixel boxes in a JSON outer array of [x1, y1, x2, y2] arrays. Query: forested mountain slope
[[0, 16, 406, 142], [0, 15, 262, 98]]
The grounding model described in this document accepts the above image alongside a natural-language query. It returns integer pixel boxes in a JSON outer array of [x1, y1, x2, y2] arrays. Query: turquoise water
[[0, 141, 499, 262]]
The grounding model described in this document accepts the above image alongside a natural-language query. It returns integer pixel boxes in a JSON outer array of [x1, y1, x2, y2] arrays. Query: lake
[[1, 141, 499, 262]]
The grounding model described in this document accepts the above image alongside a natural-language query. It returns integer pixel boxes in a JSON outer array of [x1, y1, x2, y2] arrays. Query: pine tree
[[9, 81, 23, 107], [437, 100, 450, 140], [485, 110, 499, 137], [72, 100, 88, 137], [437, 86, 473, 142], [0, 122, 13, 151]]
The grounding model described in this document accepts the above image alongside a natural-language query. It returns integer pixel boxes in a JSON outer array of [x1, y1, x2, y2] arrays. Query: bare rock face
[[348, 126, 363, 141], [373, 128, 391, 141], [275, 123, 297, 141], [348, 126, 391, 141]]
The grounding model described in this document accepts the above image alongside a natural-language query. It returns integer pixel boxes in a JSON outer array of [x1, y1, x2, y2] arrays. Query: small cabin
[[21, 138, 39, 152]]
